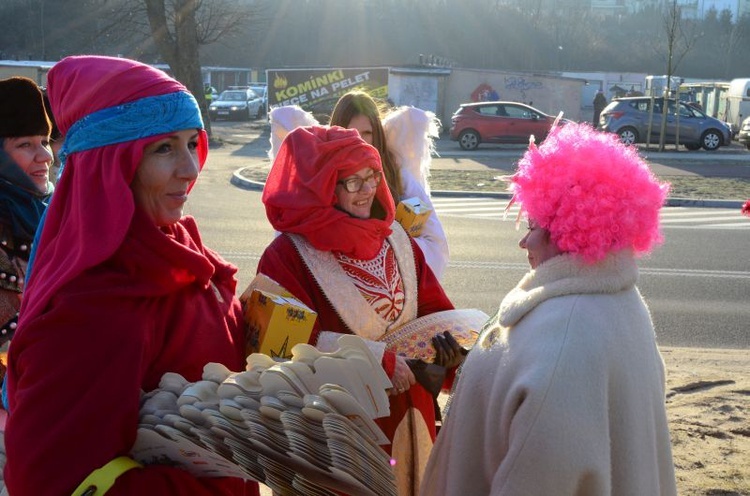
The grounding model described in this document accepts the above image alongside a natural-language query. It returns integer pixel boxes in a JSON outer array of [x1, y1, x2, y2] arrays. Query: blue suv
[[599, 96, 731, 151]]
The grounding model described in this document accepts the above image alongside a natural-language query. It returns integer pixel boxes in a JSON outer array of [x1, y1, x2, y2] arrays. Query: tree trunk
[[142, 0, 212, 137]]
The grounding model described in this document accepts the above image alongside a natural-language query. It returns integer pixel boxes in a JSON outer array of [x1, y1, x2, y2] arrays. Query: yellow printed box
[[244, 289, 317, 360], [395, 197, 432, 238]]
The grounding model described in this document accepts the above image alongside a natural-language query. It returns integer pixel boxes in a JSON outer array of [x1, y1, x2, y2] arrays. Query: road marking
[[219, 252, 750, 280], [431, 199, 750, 229], [639, 267, 750, 279]]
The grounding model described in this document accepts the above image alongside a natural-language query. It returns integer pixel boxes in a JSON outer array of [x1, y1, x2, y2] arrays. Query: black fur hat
[[0, 76, 52, 138]]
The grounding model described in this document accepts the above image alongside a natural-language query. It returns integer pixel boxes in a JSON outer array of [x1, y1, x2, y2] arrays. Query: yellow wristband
[[71, 456, 142, 496]]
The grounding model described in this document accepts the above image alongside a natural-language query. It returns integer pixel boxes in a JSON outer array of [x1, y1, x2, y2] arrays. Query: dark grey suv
[[599, 97, 731, 151]]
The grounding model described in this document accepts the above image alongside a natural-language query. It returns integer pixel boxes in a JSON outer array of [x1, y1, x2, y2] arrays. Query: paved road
[[432, 197, 750, 229], [203, 121, 749, 496], [211, 121, 750, 194], [193, 140, 750, 349]]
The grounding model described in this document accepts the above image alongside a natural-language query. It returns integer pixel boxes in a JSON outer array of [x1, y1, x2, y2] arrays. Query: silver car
[[599, 96, 731, 151], [248, 83, 267, 107], [208, 87, 264, 121]]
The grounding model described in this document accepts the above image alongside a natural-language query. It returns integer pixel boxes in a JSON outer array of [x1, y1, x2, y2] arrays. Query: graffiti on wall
[[470, 83, 500, 102], [470, 77, 546, 105], [504, 77, 543, 104]]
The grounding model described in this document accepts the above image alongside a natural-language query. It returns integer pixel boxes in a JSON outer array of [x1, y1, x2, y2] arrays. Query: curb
[[434, 149, 750, 161], [230, 168, 265, 191], [231, 167, 745, 209], [664, 197, 744, 208]]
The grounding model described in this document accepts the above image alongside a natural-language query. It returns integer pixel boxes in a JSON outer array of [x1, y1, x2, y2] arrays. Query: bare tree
[[95, 0, 259, 136], [718, 11, 745, 79], [656, 0, 700, 151]]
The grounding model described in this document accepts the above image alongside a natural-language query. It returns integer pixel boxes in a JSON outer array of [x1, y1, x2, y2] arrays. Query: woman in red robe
[[257, 125, 462, 496], [4, 56, 258, 496]]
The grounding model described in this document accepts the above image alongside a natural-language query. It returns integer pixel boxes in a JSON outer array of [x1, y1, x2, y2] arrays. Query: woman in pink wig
[[4, 56, 257, 495], [421, 122, 678, 496]]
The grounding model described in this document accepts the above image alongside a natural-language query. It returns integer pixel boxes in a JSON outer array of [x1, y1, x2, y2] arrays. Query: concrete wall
[[561, 71, 648, 124], [442, 69, 585, 130], [0, 61, 53, 86]]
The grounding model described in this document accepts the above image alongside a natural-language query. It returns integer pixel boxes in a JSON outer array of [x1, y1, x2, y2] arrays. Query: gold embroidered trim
[[288, 222, 418, 341]]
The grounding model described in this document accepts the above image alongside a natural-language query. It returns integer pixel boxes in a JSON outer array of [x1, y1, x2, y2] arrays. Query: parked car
[[599, 96, 731, 151], [208, 87, 264, 121], [449, 101, 566, 150], [248, 83, 267, 104], [736, 116, 750, 150], [248, 83, 268, 114]]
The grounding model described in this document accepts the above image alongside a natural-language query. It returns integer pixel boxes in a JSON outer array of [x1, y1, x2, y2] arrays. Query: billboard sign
[[267, 67, 389, 119]]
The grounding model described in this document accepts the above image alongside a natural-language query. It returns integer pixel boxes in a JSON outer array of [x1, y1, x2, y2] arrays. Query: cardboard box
[[244, 289, 317, 360], [395, 197, 432, 237], [240, 273, 293, 301]]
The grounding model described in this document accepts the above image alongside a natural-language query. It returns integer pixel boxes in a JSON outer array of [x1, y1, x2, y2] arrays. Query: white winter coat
[[420, 251, 677, 496]]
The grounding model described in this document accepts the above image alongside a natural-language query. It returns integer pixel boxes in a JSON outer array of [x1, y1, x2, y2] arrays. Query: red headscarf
[[262, 125, 395, 259], [19, 55, 208, 326]]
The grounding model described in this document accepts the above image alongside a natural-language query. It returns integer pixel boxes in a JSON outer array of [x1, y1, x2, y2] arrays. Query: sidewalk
[[254, 347, 749, 496]]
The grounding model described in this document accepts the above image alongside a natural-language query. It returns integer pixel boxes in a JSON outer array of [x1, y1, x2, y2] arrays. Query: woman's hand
[[389, 355, 416, 395], [432, 331, 467, 369]]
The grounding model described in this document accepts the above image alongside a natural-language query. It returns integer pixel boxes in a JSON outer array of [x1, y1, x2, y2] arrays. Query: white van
[[723, 78, 750, 135]]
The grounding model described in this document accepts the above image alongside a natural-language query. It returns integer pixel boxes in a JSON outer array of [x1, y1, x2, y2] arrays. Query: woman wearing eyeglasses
[[268, 91, 449, 281], [256, 125, 461, 496]]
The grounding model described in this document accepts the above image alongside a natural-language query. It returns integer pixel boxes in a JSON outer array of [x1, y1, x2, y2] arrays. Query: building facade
[[570, 0, 749, 18]]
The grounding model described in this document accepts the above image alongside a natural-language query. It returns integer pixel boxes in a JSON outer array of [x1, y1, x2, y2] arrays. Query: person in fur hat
[[0, 78, 53, 485], [0, 76, 53, 372], [420, 122, 678, 496]]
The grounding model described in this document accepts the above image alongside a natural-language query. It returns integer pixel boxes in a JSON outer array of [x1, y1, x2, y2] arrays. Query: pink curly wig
[[511, 122, 670, 264]]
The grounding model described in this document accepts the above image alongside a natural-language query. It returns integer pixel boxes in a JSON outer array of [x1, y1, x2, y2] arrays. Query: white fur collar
[[498, 251, 639, 327]]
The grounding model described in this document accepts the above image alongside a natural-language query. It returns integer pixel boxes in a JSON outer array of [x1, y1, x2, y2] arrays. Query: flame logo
[[273, 74, 288, 90]]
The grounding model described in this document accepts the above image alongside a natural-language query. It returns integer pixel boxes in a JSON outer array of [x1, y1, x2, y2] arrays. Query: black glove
[[432, 331, 468, 369]]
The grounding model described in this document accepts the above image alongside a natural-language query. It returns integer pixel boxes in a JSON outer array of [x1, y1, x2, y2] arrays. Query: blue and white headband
[[58, 91, 203, 176], [27, 90, 203, 280]]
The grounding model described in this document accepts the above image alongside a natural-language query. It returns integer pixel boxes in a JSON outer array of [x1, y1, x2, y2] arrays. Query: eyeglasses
[[337, 170, 382, 193]]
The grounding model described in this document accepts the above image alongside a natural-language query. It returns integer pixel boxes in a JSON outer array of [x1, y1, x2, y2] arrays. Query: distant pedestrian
[[593, 90, 607, 127], [203, 83, 215, 104]]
